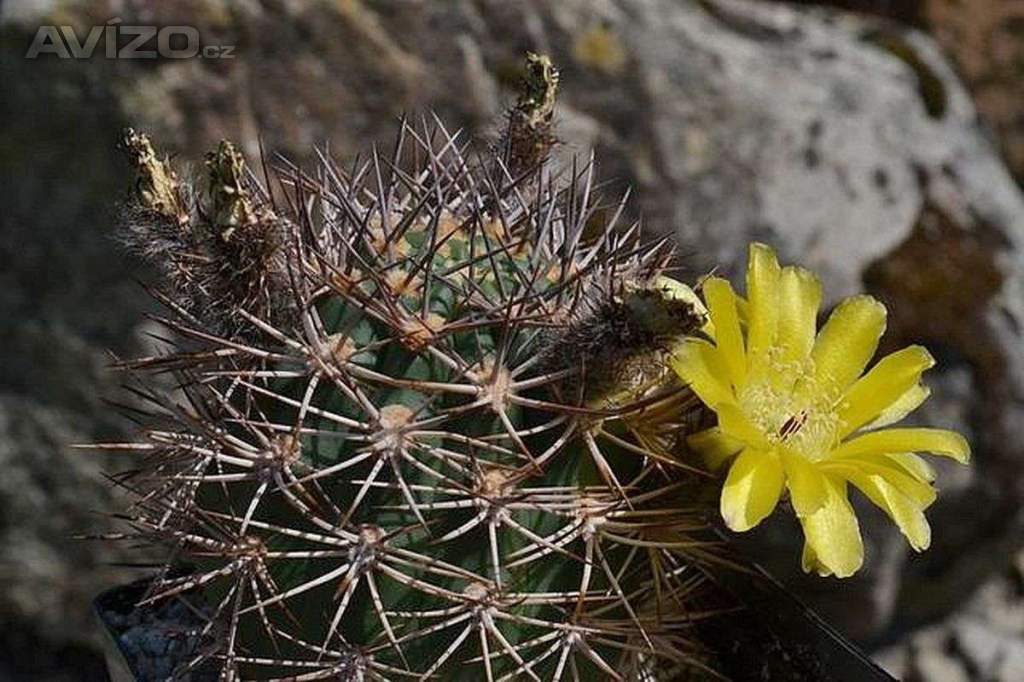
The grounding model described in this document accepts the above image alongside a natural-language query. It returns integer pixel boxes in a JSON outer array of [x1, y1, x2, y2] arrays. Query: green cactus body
[[111, 60, 718, 680]]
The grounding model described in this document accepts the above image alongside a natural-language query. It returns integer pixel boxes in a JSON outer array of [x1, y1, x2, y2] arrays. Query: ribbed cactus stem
[[103, 55, 720, 681]]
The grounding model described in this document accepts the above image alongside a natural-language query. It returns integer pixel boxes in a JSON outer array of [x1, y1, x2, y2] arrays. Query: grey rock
[[955, 617, 1007, 675], [996, 644, 1024, 682], [0, 395, 141, 663], [913, 651, 972, 682], [0, 25, 156, 679], [872, 554, 1024, 681], [906, 626, 968, 682], [874, 643, 910, 680], [963, 576, 1024, 639], [0, 0, 57, 24]]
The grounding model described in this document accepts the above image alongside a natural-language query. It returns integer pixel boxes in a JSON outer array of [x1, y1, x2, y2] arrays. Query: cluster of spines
[[103, 58, 720, 681]]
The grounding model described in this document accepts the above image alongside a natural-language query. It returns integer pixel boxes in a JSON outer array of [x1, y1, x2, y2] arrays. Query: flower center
[[737, 354, 840, 461]]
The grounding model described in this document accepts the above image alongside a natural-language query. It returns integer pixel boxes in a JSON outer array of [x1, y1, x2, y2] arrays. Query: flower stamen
[[778, 412, 807, 440]]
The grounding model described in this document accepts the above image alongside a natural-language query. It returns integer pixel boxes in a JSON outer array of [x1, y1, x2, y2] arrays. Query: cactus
[[105, 56, 722, 681]]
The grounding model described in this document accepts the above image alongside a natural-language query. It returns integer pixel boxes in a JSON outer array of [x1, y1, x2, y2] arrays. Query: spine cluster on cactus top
[[105, 57, 722, 681]]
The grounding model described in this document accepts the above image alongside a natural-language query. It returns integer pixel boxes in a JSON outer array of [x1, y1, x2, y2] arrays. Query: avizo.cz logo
[[25, 18, 234, 59]]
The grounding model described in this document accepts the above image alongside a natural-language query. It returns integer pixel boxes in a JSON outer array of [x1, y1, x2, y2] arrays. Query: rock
[[873, 643, 909, 680], [912, 648, 971, 682], [771, 0, 1024, 186], [918, 0, 1024, 186], [962, 569, 1024, 639], [0, 396, 143, 681], [2, 0, 1024, 676], [955, 618, 1007, 675], [0, 25, 155, 679], [997, 646, 1024, 682], [871, 551, 1024, 681]]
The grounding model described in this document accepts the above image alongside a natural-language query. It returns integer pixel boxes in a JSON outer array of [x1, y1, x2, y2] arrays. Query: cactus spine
[[108, 56, 718, 681]]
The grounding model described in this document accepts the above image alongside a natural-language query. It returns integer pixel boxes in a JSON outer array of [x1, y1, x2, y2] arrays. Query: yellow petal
[[776, 266, 822, 364], [671, 340, 734, 408], [780, 450, 826, 516], [745, 243, 781, 377], [715, 402, 769, 448], [798, 475, 864, 578], [820, 458, 936, 508], [837, 346, 935, 437], [864, 383, 931, 431], [720, 449, 784, 532], [848, 473, 931, 551], [885, 452, 936, 483], [687, 427, 744, 471], [810, 295, 887, 397], [831, 428, 970, 464], [801, 540, 826, 576], [702, 277, 747, 388], [735, 296, 749, 326]]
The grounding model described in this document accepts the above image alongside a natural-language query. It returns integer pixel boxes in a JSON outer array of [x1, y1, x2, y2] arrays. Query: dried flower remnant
[[502, 51, 560, 178], [119, 131, 296, 337]]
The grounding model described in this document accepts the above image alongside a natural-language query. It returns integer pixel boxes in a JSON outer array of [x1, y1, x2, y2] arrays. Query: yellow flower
[[671, 243, 970, 578]]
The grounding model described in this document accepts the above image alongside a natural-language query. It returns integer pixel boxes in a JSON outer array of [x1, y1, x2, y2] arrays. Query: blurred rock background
[[2, 0, 1023, 679]]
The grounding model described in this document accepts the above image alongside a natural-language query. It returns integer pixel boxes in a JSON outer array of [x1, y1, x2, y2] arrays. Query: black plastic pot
[[94, 572, 220, 682], [693, 561, 898, 681]]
